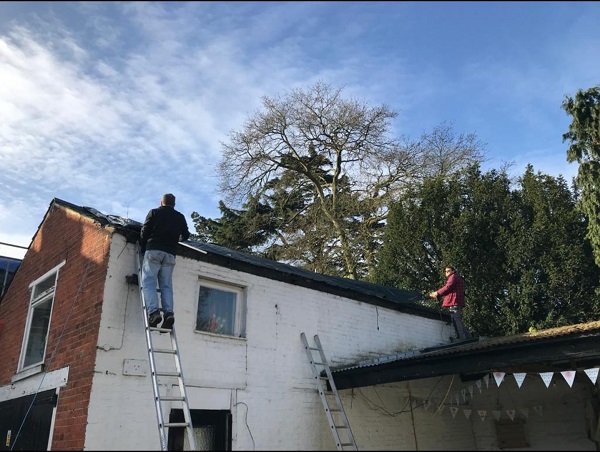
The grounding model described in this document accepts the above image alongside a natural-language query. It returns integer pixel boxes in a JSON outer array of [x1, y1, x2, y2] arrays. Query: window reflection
[[196, 286, 236, 336]]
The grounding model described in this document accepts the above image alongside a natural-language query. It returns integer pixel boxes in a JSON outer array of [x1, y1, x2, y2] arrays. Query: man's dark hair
[[162, 193, 176, 207]]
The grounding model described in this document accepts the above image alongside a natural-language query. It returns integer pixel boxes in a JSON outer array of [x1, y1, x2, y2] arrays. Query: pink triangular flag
[[450, 406, 459, 418], [519, 408, 529, 419], [539, 372, 553, 388], [506, 409, 515, 421], [476, 379, 482, 393], [585, 368, 599, 384], [463, 409, 472, 420], [513, 372, 527, 388], [484, 374, 490, 388], [478, 410, 487, 422], [492, 410, 502, 421], [561, 370, 576, 387], [533, 405, 543, 416], [493, 371, 505, 387]]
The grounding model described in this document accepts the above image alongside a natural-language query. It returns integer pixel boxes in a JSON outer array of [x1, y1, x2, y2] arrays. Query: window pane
[[196, 286, 236, 336], [191, 425, 215, 451], [0, 256, 22, 299], [24, 298, 52, 367], [33, 275, 55, 299]]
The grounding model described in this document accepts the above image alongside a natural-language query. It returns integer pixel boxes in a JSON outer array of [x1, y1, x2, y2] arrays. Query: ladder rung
[[164, 422, 190, 428], [160, 396, 185, 402], [153, 348, 176, 354], [340, 442, 354, 446], [335, 425, 349, 429], [156, 371, 180, 377], [149, 326, 173, 333]]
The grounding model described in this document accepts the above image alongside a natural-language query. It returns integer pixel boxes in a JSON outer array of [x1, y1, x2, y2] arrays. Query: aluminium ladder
[[132, 242, 197, 451], [301, 333, 358, 451]]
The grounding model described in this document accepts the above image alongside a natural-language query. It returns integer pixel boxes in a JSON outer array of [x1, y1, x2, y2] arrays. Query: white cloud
[[0, 1, 598, 247]]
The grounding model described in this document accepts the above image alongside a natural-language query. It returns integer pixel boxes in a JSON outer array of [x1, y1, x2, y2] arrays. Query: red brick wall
[[0, 202, 113, 450]]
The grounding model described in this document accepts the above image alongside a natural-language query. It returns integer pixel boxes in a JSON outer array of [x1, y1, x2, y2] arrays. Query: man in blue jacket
[[141, 193, 190, 329]]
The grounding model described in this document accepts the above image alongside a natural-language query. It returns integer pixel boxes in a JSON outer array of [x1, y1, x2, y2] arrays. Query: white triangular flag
[[464, 409, 472, 419], [506, 409, 515, 421], [561, 370, 576, 387], [455, 393, 460, 405], [478, 410, 487, 422], [476, 379, 482, 393], [533, 405, 543, 416], [513, 372, 527, 388], [493, 371, 505, 387], [519, 408, 529, 419], [461, 388, 467, 402], [493, 410, 502, 421], [469, 385, 474, 398], [484, 374, 490, 388], [584, 368, 599, 384], [450, 406, 459, 418], [539, 372, 553, 388]]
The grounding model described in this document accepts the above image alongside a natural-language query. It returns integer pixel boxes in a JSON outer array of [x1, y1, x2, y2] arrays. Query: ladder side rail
[[169, 327, 197, 450], [136, 242, 169, 450], [313, 335, 359, 451], [301, 333, 347, 450]]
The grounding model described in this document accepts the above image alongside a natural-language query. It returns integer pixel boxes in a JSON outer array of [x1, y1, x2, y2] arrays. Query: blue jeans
[[449, 306, 472, 339], [142, 250, 176, 315]]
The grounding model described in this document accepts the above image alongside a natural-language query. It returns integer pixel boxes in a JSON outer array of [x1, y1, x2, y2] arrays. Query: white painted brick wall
[[86, 236, 598, 450]]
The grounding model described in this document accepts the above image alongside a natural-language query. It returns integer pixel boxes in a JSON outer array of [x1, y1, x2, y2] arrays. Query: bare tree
[[217, 82, 485, 279]]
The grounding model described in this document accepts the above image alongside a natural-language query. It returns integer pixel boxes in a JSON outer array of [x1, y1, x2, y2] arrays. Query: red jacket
[[437, 272, 465, 307]]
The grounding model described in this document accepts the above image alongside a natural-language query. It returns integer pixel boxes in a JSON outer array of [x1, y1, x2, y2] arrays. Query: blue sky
[[1, 1, 599, 259]]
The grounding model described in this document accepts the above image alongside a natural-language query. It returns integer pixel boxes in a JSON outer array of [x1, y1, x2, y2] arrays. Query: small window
[[196, 280, 245, 338], [19, 261, 65, 371]]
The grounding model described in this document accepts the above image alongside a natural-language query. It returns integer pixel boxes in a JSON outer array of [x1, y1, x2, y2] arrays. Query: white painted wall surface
[[86, 236, 598, 451]]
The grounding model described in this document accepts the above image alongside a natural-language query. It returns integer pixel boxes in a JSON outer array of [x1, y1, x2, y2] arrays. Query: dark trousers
[[449, 306, 472, 339]]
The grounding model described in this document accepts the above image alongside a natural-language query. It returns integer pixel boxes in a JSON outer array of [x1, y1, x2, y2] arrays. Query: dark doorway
[[0, 389, 56, 451], [167, 409, 231, 451]]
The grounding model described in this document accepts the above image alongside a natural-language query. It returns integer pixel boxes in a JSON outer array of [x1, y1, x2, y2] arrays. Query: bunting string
[[416, 367, 598, 421]]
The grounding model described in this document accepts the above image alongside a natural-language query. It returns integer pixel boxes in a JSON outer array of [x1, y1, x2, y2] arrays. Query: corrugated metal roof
[[333, 320, 600, 373]]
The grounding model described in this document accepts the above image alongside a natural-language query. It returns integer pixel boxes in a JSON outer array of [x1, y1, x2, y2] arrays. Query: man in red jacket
[[429, 266, 472, 340]]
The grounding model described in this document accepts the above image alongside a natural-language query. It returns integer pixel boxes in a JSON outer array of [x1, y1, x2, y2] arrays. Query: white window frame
[[18, 261, 65, 372], [196, 278, 246, 338]]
